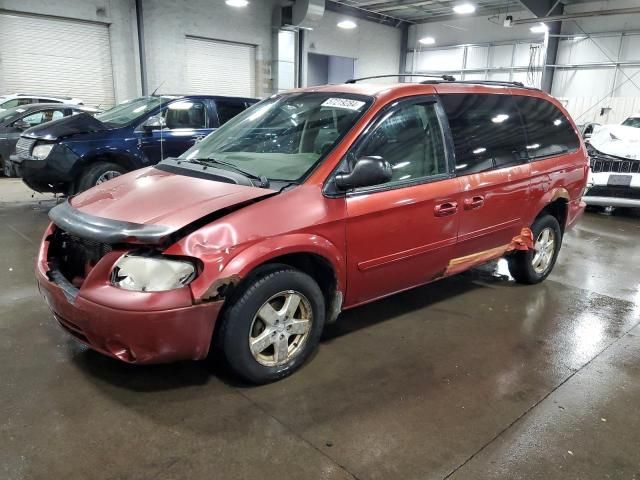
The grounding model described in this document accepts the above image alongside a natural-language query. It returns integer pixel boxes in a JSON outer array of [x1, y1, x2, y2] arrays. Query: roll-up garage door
[[185, 36, 256, 97], [0, 13, 115, 108]]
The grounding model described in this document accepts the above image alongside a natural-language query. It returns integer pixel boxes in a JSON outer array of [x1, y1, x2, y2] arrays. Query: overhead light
[[491, 114, 509, 123], [530, 23, 548, 33], [472, 147, 487, 154], [419, 36, 436, 45], [453, 3, 476, 14], [225, 0, 248, 7], [337, 20, 357, 29], [553, 119, 562, 126], [526, 143, 540, 149]]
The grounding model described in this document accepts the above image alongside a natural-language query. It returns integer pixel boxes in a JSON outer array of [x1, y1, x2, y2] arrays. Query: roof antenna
[[151, 80, 165, 96]]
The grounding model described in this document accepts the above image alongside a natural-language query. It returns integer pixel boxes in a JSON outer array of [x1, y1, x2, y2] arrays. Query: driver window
[[356, 101, 447, 183], [163, 101, 207, 129], [18, 109, 65, 127]]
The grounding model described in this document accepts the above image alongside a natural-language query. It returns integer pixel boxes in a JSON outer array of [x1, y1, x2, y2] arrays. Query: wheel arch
[[536, 188, 569, 232], [196, 234, 346, 324], [73, 149, 140, 178]]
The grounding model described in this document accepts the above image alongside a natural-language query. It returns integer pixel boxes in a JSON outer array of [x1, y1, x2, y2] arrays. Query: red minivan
[[37, 79, 588, 383]]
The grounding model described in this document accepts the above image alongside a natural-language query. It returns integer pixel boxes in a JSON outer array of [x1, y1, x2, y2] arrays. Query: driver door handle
[[434, 201, 458, 217]]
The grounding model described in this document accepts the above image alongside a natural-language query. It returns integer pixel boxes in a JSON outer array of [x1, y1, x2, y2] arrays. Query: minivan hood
[[63, 167, 276, 236], [590, 124, 640, 160], [23, 112, 108, 141]]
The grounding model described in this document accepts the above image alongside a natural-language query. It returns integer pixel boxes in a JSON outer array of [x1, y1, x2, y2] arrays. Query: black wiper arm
[[187, 158, 269, 188]]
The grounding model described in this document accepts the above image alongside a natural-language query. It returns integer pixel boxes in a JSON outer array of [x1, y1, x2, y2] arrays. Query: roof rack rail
[[345, 74, 456, 84], [444, 80, 538, 89]]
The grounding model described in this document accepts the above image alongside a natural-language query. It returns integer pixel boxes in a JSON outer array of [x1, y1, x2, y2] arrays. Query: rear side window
[[440, 94, 528, 175], [216, 100, 248, 125], [514, 96, 580, 159]]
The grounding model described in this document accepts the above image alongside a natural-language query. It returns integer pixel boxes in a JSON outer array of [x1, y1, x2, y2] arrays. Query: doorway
[[307, 53, 356, 86]]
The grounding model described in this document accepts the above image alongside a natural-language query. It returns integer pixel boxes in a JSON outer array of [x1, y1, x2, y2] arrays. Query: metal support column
[[135, 0, 148, 96]]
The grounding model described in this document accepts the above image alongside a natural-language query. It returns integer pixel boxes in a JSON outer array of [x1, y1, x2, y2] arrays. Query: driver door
[[343, 97, 462, 306], [137, 99, 212, 163]]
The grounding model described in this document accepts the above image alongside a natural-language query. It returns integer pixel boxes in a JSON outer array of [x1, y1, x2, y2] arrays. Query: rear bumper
[[566, 198, 586, 230], [36, 228, 223, 364]]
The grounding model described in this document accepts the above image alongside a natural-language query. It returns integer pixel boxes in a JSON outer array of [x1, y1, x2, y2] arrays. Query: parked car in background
[[0, 104, 101, 176], [0, 93, 84, 111], [583, 114, 640, 208], [36, 80, 588, 383], [10, 94, 257, 193]]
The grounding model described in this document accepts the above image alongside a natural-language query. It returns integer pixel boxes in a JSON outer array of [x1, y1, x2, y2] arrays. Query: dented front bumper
[[36, 224, 223, 364]]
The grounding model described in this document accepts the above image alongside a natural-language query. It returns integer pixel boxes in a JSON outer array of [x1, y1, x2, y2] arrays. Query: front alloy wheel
[[249, 291, 313, 367], [217, 265, 325, 384]]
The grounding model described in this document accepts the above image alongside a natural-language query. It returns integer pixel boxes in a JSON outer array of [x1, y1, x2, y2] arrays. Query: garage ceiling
[[328, 0, 593, 24]]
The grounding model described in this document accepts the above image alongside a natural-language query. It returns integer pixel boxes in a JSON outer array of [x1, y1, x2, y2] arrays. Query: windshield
[[96, 97, 164, 127], [180, 92, 373, 182], [621, 117, 640, 128]]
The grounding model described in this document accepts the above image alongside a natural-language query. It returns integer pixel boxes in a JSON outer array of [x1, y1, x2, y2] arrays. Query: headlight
[[112, 254, 196, 292], [32, 143, 55, 160]]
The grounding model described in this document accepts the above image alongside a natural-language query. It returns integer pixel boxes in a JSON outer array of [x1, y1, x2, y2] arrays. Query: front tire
[[74, 161, 126, 193], [218, 266, 325, 384], [508, 214, 562, 284]]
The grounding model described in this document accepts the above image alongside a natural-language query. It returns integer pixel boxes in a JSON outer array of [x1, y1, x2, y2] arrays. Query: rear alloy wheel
[[507, 214, 562, 284], [218, 266, 325, 384], [74, 161, 127, 193]]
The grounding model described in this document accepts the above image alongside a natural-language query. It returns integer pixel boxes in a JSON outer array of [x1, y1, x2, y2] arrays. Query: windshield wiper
[[186, 158, 270, 188]]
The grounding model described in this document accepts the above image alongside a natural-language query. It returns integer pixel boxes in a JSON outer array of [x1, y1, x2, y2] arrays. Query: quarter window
[[440, 94, 528, 175], [514, 96, 580, 159], [355, 101, 447, 184], [216, 100, 248, 125]]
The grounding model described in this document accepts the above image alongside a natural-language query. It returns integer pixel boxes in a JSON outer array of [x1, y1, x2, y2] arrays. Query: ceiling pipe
[[511, 7, 640, 25]]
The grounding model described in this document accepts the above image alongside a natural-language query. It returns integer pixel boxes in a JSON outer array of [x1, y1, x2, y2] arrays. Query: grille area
[[47, 228, 113, 287], [585, 186, 640, 200], [589, 150, 640, 174], [15, 137, 36, 158]]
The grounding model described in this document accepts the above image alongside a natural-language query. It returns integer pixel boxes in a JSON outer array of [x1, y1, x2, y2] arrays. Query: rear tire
[[74, 161, 126, 193], [217, 266, 325, 384], [508, 214, 562, 284]]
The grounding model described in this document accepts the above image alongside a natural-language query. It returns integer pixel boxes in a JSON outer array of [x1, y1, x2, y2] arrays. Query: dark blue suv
[[11, 95, 257, 193]]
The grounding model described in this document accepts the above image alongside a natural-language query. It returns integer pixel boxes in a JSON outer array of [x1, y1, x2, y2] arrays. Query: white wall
[[141, 0, 281, 97], [0, 0, 140, 103], [305, 9, 402, 83]]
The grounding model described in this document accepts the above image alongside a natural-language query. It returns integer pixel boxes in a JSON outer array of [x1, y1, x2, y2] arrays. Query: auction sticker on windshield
[[321, 98, 366, 110]]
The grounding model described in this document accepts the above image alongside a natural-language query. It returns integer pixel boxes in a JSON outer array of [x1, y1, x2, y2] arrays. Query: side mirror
[[13, 120, 30, 130], [335, 156, 393, 190], [142, 115, 166, 132]]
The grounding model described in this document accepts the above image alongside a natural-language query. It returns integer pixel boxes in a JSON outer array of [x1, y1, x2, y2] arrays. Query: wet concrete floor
[[1, 178, 640, 479]]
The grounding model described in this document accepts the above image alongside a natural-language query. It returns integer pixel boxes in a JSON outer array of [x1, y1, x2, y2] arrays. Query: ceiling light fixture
[[419, 36, 436, 45], [530, 23, 549, 33], [337, 20, 357, 29], [225, 0, 249, 7], [453, 3, 476, 14]]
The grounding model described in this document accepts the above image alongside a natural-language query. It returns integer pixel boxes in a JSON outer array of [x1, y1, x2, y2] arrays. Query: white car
[[0, 93, 84, 111], [584, 114, 640, 208]]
